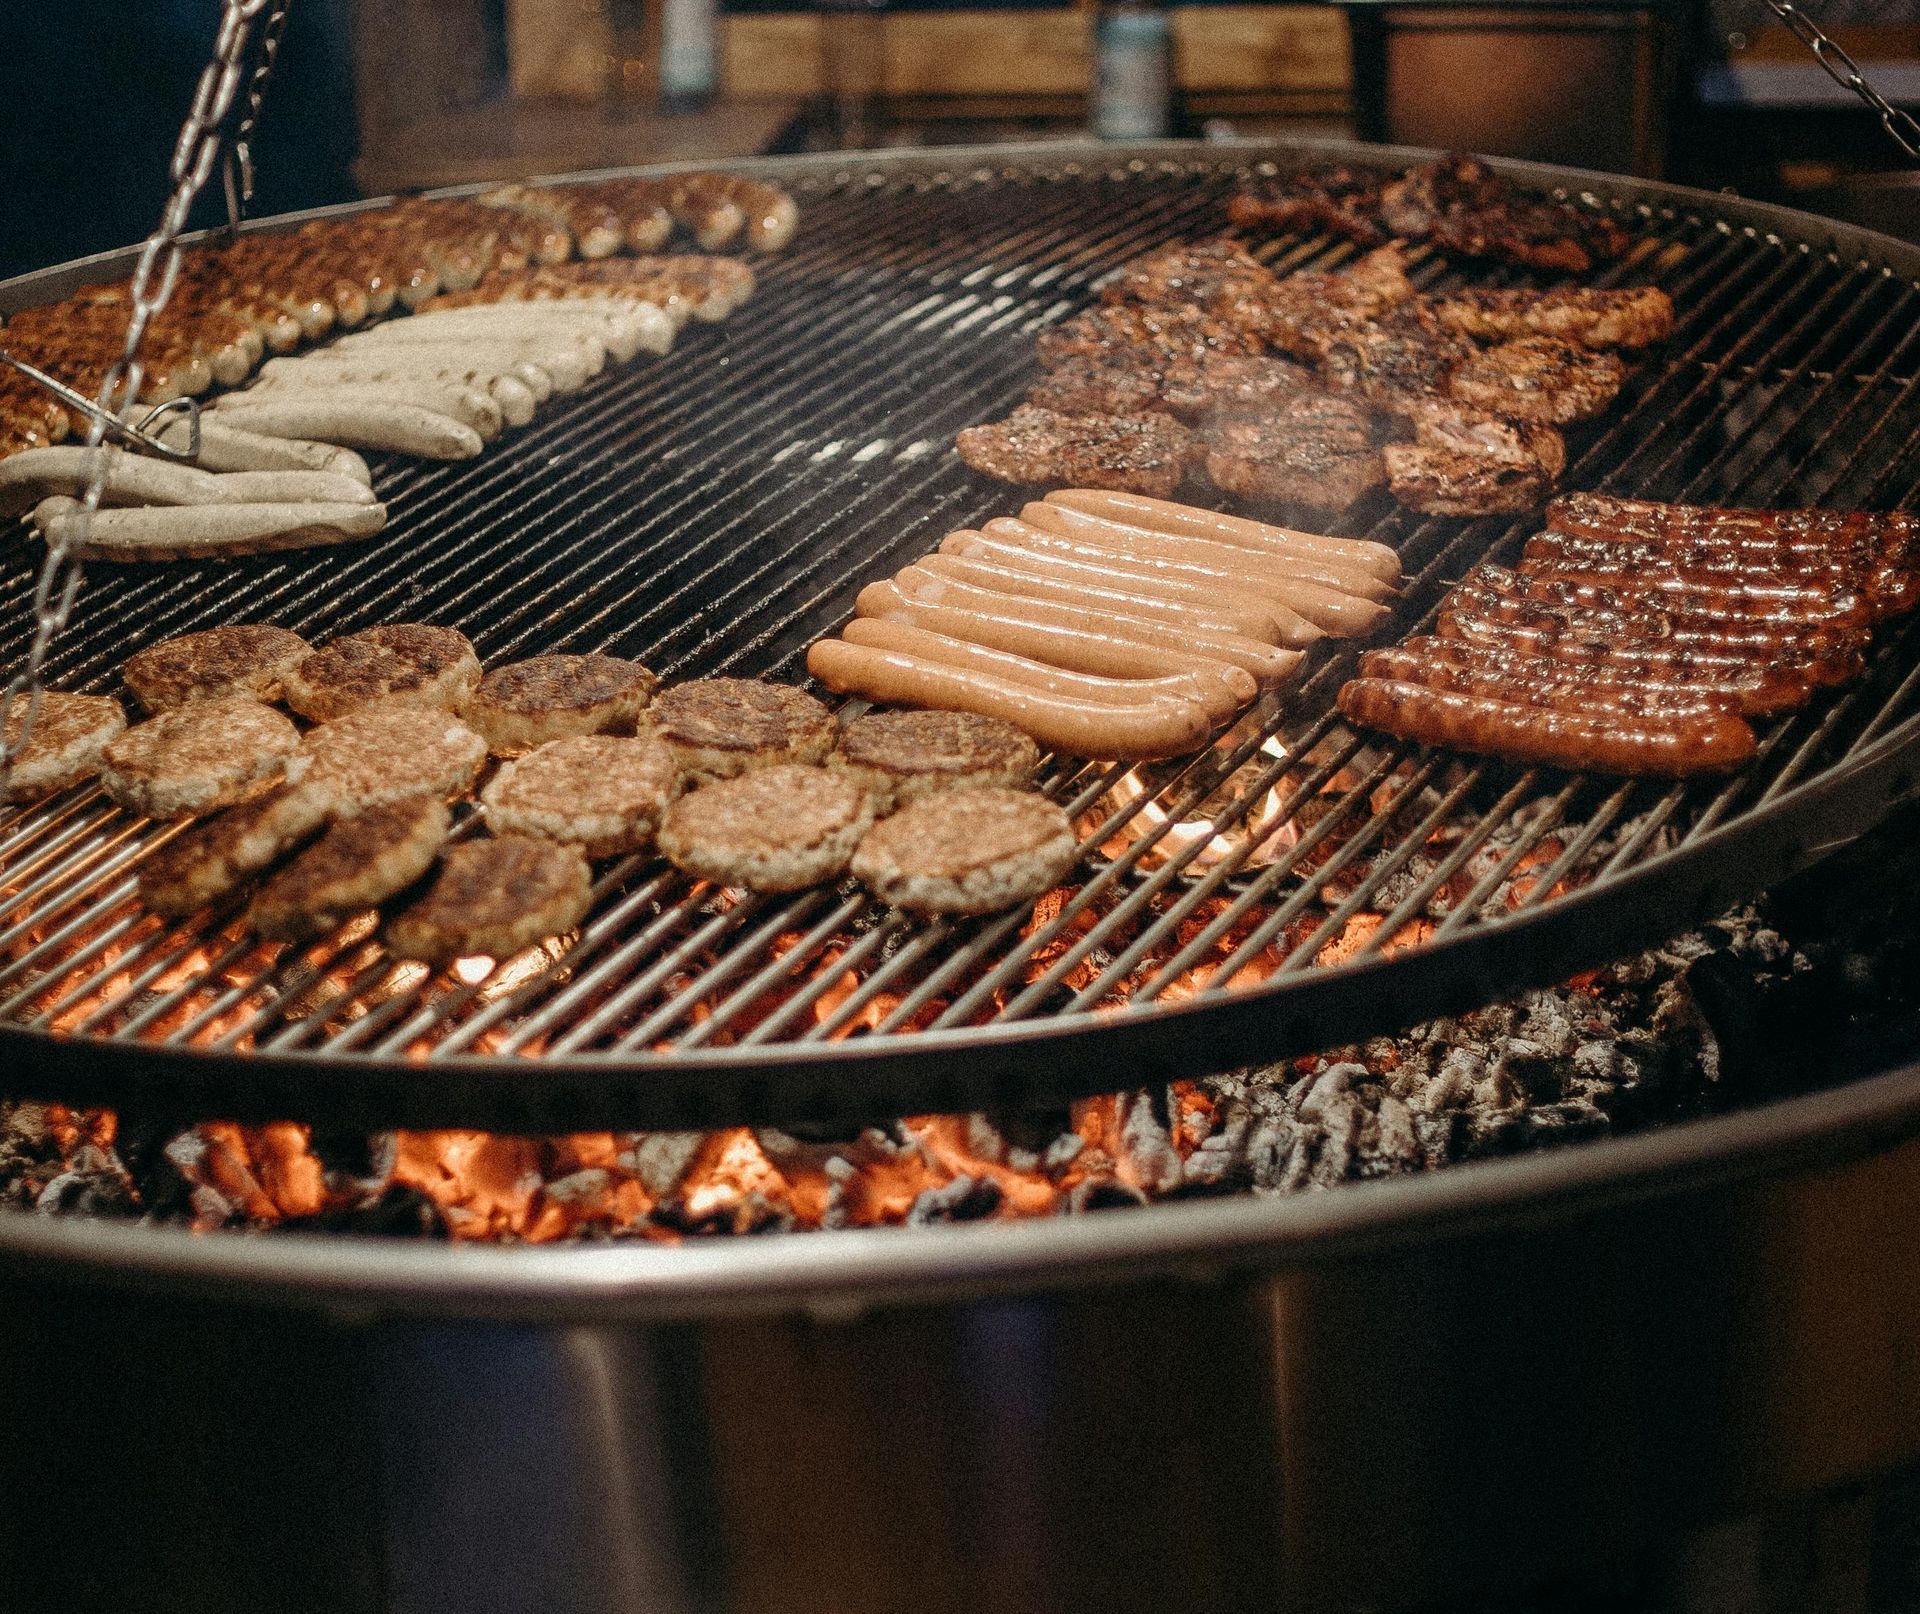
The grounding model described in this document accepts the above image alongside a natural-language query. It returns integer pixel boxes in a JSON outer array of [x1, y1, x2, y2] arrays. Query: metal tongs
[[0, 352, 203, 463]]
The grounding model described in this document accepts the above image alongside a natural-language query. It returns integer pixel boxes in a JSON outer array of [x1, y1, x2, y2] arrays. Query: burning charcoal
[[623, 1132, 705, 1199], [907, 1176, 1003, 1224], [1118, 1093, 1184, 1195], [1067, 1177, 1149, 1212]]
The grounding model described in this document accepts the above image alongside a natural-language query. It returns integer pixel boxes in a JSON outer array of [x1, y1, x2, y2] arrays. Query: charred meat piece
[[957, 406, 1201, 497], [1158, 351, 1317, 422], [1225, 167, 1390, 246], [1387, 398, 1568, 515], [1432, 285, 1674, 350], [1450, 337, 1627, 425], [1025, 355, 1168, 418], [1099, 239, 1284, 338], [1317, 303, 1472, 415], [1034, 302, 1265, 370], [1260, 246, 1416, 362], [1203, 394, 1384, 510], [1380, 155, 1629, 273]]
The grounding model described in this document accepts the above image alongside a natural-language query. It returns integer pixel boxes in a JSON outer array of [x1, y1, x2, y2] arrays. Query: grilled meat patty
[[137, 779, 332, 918], [1, 692, 127, 802], [386, 834, 592, 965], [1098, 239, 1284, 339], [957, 406, 1200, 496], [282, 624, 482, 722], [658, 764, 876, 892], [830, 709, 1040, 811], [1035, 302, 1265, 370], [99, 697, 301, 820], [1158, 352, 1317, 422], [1203, 395, 1384, 509], [851, 787, 1078, 915], [480, 734, 682, 857], [123, 625, 312, 714], [299, 700, 489, 811], [1025, 355, 1168, 418], [463, 653, 658, 755], [1450, 336, 1628, 424], [249, 795, 451, 943], [642, 678, 837, 781]]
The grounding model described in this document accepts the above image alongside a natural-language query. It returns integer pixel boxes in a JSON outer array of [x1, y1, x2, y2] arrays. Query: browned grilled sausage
[[807, 639, 1212, 761], [1511, 559, 1874, 633], [1358, 641, 1741, 719], [1520, 537, 1876, 626], [1460, 572, 1868, 661], [839, 618, 1244, 724], [1434, 603, 1849, 696], [1545, 492, 1899, 548], [1383, 632, 1803, 717], [1337, 677, 1758, 777]]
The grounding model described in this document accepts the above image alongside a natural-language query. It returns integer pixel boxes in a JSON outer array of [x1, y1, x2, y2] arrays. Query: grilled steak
[[1450, 336, 1627, 424], [1158, 351, 1317, 422], [1386, 398, 1566, 514], [1025, 354, 1168, 418], [1098, 239, 1284, 338], [1034, 302, 1265, 370], [1432, 285, 1674, 350], [1317, 303, 1472, 415], [1380, 155, 1630, 273], [1260, 246, 1415, 361], [957, 406, 1200, 496], [1203, 395, 1384, 509], [1224, 166, 1390, 247]]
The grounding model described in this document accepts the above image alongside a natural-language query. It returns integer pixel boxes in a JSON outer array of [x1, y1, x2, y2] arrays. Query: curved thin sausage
[[937, 534, 1315, 646], [1337, 677, 1757, 777], [1045, 488, 1401, 581], [223, 381, 505, 442], [915, 551, 1292, 645], [885, 570, 1301, 689], [204, 399, 484, 460], [1018, 499, 1396, 602], [841, 619, 1236, 722], [985, 516, 1387, 638], [157, 418, 373, 484], [807, 639, 1211, 761], [856, 579, 1262, 709]]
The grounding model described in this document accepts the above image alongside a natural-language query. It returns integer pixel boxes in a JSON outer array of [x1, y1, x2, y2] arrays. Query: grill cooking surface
[[3, 142, 1919, 1132]]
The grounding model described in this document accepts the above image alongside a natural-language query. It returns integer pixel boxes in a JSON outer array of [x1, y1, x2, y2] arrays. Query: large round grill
[[2, 140, 1918, 1133]]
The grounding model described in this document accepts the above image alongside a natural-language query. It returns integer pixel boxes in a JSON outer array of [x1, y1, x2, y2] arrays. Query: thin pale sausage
[[983, 516, 1388, 638], [843, 616, 1243, 723], [1044, 489, 1401, 581], [883, 570, 1301, 689], [807, 639, 1211, 761], [1018, 499, 1395, 602], [856, 579, 1261, 707], [914, 551, 1293, 646], [204, 399, 484, 460]]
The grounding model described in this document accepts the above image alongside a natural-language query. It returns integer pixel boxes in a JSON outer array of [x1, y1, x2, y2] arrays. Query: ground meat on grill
[[1025, 354, 1167, 418], [1316, 302, 1473, 416], [1202, 395, 1384, 509], [1449, 336, 1628, 424], [1380, 154, 1630, 273], [1157, 351, 1318, 422], [1224, 166, 1390, 247], [957, 406, 1200, 495], [1034, 302, 1265, 370], [1432, 285, 1675, 350]]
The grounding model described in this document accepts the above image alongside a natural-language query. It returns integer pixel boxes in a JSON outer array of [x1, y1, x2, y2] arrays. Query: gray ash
[[3, 801, 1917, 1239]]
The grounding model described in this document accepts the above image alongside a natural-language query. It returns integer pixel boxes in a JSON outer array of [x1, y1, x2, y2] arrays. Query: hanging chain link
[[1757, 0, 1920, 160], [0, 0, 290, 799], [223, 0, 294, 233]]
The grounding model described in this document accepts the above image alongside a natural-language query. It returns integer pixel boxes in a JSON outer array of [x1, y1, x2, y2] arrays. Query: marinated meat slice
[[1384, 444, 1552, 517], [1157, 352, 1317, 422], [1034, 302, 1265, 370], [1261, 246, 1416, 361], [1379, 155, 1629, 273], [1026, 355, 1167, 418], [1450, 337, 1627, 425], [1225, 167, 1390, 247], [1203, 395, 1384, 509], [1098, 239, 1284, 338], [1404, 398, 1567, 477], [1432, 285, 1674, 350], [1317, 303, 1472, 415], [957, 407, 1200, 497]]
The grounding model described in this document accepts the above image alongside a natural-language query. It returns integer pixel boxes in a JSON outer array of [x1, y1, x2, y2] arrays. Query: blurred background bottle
[[1092, 0, 1172, 140], [658, 0, 717, 111]]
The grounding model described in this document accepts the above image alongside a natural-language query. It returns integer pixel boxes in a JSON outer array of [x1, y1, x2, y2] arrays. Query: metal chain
[[223, 0, 295, 233], [1758, 0, 1920, 160], [0, 0, 290, 798]]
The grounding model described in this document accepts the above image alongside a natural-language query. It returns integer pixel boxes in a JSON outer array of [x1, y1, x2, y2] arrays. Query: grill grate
[[2, 143, 1919, 1133]]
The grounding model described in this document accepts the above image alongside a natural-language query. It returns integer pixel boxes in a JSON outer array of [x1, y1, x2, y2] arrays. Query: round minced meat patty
[[852, 787, 1078, 915], [831, 709, 1038, 811], [463, 653, 658, 756], [657, 764, 874, 892], [281, 624, 481, 722], [641, 678, 836, 781], [480, 734, 681, 858]]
